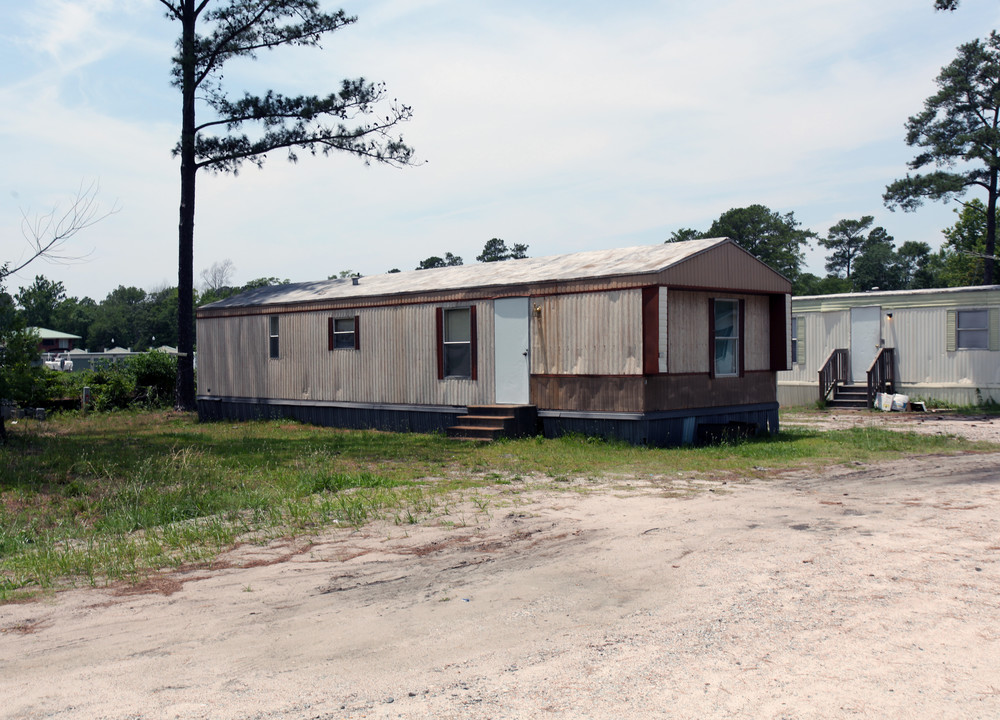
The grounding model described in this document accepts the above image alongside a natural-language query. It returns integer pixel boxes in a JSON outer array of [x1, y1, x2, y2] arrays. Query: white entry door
[[850, 306, 882, 383], [494, 297, 530, 404]]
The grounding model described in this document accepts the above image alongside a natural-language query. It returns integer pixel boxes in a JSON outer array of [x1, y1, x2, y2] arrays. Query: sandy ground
[[2, 413, 1000, 720]]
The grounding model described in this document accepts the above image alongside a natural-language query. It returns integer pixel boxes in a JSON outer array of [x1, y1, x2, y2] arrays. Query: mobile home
[[197, 238, 792, 445], [778, 285, 1000, 407]]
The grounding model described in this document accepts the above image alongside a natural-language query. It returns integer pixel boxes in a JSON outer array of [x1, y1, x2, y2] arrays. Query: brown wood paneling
[[644, 372, 776, 411], [530, 375, 645, 412], [739, 298, 746, 378], [708, 297, 716, 377], [435, 307, 444, 380], [642, 286, 659, 375], [656, 241, 791, 294], [470, 305, 478, 381], [769, 294, 789, 371]]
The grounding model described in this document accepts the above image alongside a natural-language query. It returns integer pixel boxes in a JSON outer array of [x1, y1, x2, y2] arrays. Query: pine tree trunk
[[174, 0, 198, 412], [987, 169, 997, 286]]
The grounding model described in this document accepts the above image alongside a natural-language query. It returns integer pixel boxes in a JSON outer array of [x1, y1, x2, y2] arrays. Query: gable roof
[[200, 237, 789, 314], [29, 327, 83, 341], [793, 284, 1000, 312]]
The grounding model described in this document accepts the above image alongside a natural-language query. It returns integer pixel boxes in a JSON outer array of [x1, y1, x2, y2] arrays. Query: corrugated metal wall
[[885, 306, 1000, 387], [198, 301, 495, 406], [657, 242, 790, 293], [667, 291, 771, 374], [530, 290, 643, 375], [778, 302, 1000, 402], [197, 316, 268, 398]]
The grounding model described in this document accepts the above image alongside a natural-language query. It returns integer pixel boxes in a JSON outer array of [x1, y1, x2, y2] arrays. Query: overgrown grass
[[0, 411, 993, 600]]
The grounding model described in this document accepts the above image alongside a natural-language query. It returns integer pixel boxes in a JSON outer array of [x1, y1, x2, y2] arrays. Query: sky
[[2, 0, 999, 301]]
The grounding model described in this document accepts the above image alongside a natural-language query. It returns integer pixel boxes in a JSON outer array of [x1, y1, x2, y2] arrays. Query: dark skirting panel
[[197, 396, 465, 434], [199, 396, 778, 447], [538, 402, 779, 447]]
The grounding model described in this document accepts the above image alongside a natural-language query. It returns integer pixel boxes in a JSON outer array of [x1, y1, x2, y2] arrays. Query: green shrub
[[83, 352, 178, 411]]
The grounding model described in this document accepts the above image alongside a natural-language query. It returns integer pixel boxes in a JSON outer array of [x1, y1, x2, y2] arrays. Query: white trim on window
[[713, 298, 739, 377], [268, 315, 279, 359]]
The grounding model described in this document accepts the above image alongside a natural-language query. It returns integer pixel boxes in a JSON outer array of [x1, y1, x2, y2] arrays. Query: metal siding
[[890, 306, 1000, 388], [668, 291, 709, 373], [778, 304, 1000, 395], [197, 315, 268, 398], [743, 295, 770, 371], [795, 315, 805, 368], [530, 289, 642, 375], [199, 302, 494, 406], [656, 242, 790, 293], [666, 290, 770, 374], [658, 287, 668, 373]]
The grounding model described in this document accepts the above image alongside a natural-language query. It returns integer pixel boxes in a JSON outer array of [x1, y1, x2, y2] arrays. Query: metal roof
[[793, 284, 1000, 312], [203, 237, 733, 310], [29, 327, 83, 340]]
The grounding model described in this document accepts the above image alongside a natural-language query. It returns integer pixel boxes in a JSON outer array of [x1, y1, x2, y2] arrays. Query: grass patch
[[0, 411, 992, 600]]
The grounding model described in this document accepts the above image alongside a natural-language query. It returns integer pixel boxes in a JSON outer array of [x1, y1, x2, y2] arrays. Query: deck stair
[[826, 383, 869, 409], [447, 404, 538, 442]]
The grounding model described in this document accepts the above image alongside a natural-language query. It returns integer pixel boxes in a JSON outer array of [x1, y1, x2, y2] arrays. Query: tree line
[[5, 236, 533, 354], [670, 199, 989, 296]]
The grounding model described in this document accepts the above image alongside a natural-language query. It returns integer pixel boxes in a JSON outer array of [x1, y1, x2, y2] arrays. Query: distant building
[[29, 327, 82, 354], [778, 285, 1000, 407]]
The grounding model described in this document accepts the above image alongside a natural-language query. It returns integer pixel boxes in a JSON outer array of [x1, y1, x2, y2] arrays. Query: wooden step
[[446, 405, 539, 442]]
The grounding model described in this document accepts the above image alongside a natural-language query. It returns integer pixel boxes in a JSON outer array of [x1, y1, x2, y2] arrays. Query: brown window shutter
[[769, 293, 790, 371], [354, 315, 360, 350], [470, 305, 478, 381], [436, 307, 444, 380], [327, 317, 334, 351], [708, 297, 716, 378], [738, 299, 746, 378], [641, 286, 659, 375]]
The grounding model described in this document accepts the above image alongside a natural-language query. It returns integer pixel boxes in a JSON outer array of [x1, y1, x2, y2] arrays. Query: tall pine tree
[[157, 0, 415, 409]]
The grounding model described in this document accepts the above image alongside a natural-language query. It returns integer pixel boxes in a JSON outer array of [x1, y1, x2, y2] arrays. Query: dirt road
[[2, 418, 999, 719]]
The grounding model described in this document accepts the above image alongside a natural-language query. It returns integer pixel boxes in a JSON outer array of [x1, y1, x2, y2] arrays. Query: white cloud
[[3, 0, 1000, 297]]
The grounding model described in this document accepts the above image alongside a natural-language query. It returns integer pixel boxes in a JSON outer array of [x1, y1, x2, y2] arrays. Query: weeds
[[0, 410, 991, 601]]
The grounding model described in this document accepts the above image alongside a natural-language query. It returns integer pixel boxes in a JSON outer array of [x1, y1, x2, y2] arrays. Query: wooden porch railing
[[866, 347, 896, 408], [818, 348, 850, 402]]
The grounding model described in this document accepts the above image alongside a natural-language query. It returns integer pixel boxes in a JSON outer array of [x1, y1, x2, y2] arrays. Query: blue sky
[[2, 0, 999, 300]]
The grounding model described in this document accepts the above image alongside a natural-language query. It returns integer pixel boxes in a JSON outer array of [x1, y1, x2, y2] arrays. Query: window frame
[[268, 315, 280, 359], [947, 307, 999, 352], [709, 298, 743, 378], [957, 309, 989, 350], [791, 315, 805, 366], [328, 315, 359, 351], [436, 306, 478, 380]]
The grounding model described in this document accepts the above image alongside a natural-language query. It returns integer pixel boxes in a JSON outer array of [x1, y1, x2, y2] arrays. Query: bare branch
[[5, 181, 118, 280], [200, 258, 236, 291]]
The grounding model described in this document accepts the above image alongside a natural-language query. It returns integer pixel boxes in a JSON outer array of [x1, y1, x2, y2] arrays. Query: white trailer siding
[[778, 286, 1000, 406]]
